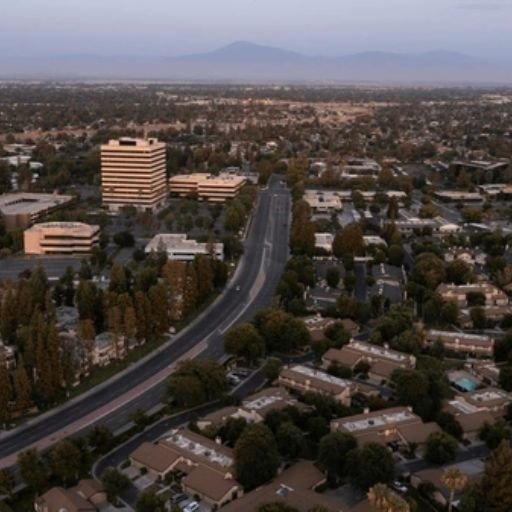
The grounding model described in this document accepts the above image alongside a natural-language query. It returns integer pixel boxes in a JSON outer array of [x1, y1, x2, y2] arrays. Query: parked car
[[171, 493, 188, 505], [392, 480, 408, 493], [183, 502, 200, 512]]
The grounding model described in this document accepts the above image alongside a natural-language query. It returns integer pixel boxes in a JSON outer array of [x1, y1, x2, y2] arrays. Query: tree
[[446, 260, 473, 285], [276, 422, 304, 459], [368, 483, 410, 512], [481, 440, 512, 512], [235, 424, 280, 490], [258, 504, 299, 512], [425, 432, 458, 464], [88, 425, 114, 454], [224, 323, 266, 365], [17, 449, 48, 494], [49, 439, 83, 485], [470, 306, 486, 329], [332, 224, 364, 258], [441, 468, 468, 512], [167, 359, 228, 407], [113, 230, 135, 247], [14, 360, 32, 412], [412, 252, 445, 289], [499, 366, 512, 392], [318, 432, 357, 478], [348, 443, 395, 491], [101, 468, 130, 503], [0, 363, 12, 424], [0, 468, 15, 498], [136, 489, 167, 512], [479, 419, 512, 450], [326, 267, 341, 288]]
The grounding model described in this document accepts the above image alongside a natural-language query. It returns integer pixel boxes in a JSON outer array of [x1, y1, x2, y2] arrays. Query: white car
[[183, 502, 200, 512], [392, 480, 408, 493]]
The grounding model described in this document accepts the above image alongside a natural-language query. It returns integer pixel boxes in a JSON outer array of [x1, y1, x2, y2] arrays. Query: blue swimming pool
[[455, 377, 478, 392]]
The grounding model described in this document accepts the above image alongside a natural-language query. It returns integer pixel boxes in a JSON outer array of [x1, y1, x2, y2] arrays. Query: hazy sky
[[1, 0, 511, 59]]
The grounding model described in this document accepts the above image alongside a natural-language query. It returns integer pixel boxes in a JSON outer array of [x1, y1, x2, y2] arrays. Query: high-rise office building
[[101, 137, 167, 212]]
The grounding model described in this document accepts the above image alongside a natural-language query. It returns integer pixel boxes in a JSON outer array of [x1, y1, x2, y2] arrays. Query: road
[[0, 175, 291, 468]]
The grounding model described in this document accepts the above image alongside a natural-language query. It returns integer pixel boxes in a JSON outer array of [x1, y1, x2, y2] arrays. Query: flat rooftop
[[348, 340, 411, 364], [0, 192, 73, 216], [164, 430, 233, 468], [337, 407, 418, 433], [285, 365, 352, 389]]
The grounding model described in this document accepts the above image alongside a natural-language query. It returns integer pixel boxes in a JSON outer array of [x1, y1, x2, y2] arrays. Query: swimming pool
[[455, 377, 478, 392]]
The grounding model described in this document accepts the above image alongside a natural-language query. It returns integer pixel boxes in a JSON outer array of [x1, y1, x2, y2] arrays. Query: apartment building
[[198, 387, 303, 429], [145, 234, 223, 261], [331, 406, 441, 448], [436, 282, 508, 308], [168, 173, 246, 202], [446, 388, 512, 417], [434, 191, 483, 203], [24, 222, 100, 255], [323, 340, 416, 382], [101, 137, 167, 212], [278, 365, 354, 405], [0, 192, 74, 231], [130, 429, 242, 508], [424, 330, 495, 357], [221, 461, 341, 512]]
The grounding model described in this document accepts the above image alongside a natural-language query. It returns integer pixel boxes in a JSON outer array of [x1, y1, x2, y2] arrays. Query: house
[[221, 460, 341, 512], [278, 365, 354, 405], [130, 429, 242, 508], [322, 340, 416, 383], [424, 330, 494, 357], [34, 480, 106, 512], [331, 406, 441, 450], [458, 305, 512, 328]]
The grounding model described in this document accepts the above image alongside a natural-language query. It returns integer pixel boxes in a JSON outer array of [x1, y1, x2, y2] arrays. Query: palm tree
[[441, 467, 468, 512], [368, 483, 410, 512]]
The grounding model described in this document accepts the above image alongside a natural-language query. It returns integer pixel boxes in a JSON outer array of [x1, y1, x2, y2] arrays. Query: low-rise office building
[[303, 190, 343, 213], [169, 173, 246, 202], [0, 192, 74, 231], [145, 234, 223, 261], [24, 222, 100, 255], [424, 330, 494, 357], [278, 365, 354, 405]]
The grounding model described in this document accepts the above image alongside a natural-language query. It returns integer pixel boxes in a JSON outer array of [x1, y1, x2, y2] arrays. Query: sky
[[1, 0, 511, 60]]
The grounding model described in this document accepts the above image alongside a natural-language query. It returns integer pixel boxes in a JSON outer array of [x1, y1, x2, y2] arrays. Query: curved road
[[0, 176, 290, 467]]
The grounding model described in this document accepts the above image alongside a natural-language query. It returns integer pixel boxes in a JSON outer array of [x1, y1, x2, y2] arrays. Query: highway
[[0, 175, 291, 467]]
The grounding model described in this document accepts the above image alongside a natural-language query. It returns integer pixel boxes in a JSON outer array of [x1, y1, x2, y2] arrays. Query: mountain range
[[1, 41, 511, 84]]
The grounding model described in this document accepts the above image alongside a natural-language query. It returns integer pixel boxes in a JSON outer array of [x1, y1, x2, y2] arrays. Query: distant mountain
[[1, 42, 510, 84]]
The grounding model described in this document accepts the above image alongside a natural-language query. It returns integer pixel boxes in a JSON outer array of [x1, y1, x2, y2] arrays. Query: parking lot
[[0, 255, 82, 281]]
